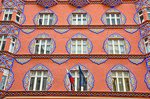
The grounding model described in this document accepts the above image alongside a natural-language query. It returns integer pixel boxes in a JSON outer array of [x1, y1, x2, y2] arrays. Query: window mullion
[[33, 72, 37, 91], [118, 40, 121, 54], [39, 40, 42, 54], [81, 14, 83, 25], [76, 40, 77, 54], [81, 40, 83, 54], [112, 40, 115, 54], [110, 14, 112, 25], [42, 15, 45, 25], [122, 72, 126, 92], [116, 72, 120, 92], [44, 40, 47, 54], [40, 72, 43, 91], [115, 14, 117, 25], [76, 15, 78, 25], [75, 72, 77, 91]]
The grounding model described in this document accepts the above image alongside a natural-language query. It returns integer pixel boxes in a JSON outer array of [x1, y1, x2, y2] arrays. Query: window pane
[[77, 45, 81, 54], [35, 45, 39, 54], [84, 78, 87, 91], [1, 41, 6, 51], [118, 72, 122, 76], [40, 45, 45, 54], [112, 19, 115, 25], [8, 14, 12, 21], [125, 78, 130, 91], [140, 16, 144, 22], [49, 19, 53, 25], [117, 19, 121, 25], [115, 45, 119, 54], [37, 71, 42, 76], [111, 14, 115, 17], [112, 78, 117, 92], [36, 77, 41, 90], [43, 71, 48, 76], [31, 71, 36, 76], [83, 45, 87, 54], [72, 45, 76, 54], [39, 19, 42, 25], [120, 45, 125, 54], [4, 14, 8, 21], [106, 19, 110, 25], [109, 45, 113, 54], [29, 77, 35, 91], [0, 75, 7, 90], [119, 78, 124, 92], [46, 45, 50, 54], [42, 77, 47, 90]]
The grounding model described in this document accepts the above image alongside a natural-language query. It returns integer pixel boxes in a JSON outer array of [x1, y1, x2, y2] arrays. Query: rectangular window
[[29, 70, 48, 91], [138, 11, 144, 23], [3, 9, 13, 21], [72, 14, 87, 25], [15, 11, 21, 23], [34, 39, 51, 54], [71, 70, 87, 91], [9, 37, 16, 53], [39, 14, 53, 25], [0, 69, 9, 90], [144, 37, 150, 53], [111, 71, 130, 92], [0, 35, 7, 51], [106, 13, 121, 25], [108, 39, 125, 54], [71, 39, 88, 54], [147, 8, 150, 20]]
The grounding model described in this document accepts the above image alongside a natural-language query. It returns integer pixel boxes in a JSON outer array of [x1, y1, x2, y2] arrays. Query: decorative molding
[[5, 70, 14, 91], [67, 9, 92, 25], [140, 23, 150, 38], [89, 58, 108, 65], [37, 0, 57, 8], [135, 0, 150, 12], [133, 13, 140, 25], [20, 13, 26, 25], [23, 63, 53, 91], [103, 33, 131, 54], [102, 0, 122, 8], [145, 57, 150, 90], [64, 64, 94, 91], [53, 29, 70, 34], [51, 58, 69, 64], [33, 9, 58, 25], [124, 28, 138, 34], [0, 54, 14, 69], [128, 58, 144, 65], [138, 39, 145, 54], [29, 33, 56, 54], [69, 0, 89, 8], [88, 29, 105, 34], [15, 58, 31, 64], [66, 33, 93, 54], [101, 8, 126, 25], [21, 29, 36, 34], [106, 64, 137, 92], [14, 38, 21, 54]]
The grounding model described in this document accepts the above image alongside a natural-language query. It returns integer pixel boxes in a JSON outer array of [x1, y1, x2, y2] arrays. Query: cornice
[[0, 20, 149, 29], [0, 91, 150, 98], [0, 51, 148, 59]]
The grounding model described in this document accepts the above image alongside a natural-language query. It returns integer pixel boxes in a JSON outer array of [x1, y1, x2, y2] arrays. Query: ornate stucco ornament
[[36, 0, 57, 8]]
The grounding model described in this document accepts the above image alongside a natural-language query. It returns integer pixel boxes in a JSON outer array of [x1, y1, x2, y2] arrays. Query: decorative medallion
[[5, 69, 14, 91], [135, 0, 150, 12], [29, 33, 56, 54], [20, 13, 26, 25], [14, 38, 21, 54], [23, 64, 53, 91], [64, 64, 94, 91], [53, 29, 70, 34], [145, 57, 150, 90], [124, 28, 138, 34], [89, 58, 108, 65], [103, 33, 131, 54], [89, 29, 105, 34], [102, 0, 122, 8], [133, 13, 141, 25], [138, 39, 145, 54], [106, 64, 137, 92], [140, 24, 150, 38], [51, 58, 69, 64], [37, 0, 57, 8], [67, 9, 92, 25], [69, 0, 89, 8], [15, 58, 31, 64], [33, 9, 58, 25], [0, 54, 14, 69], [21, 29, 36, 34], [66, 33, 93, 54], [101, 8, 126, 25], [128, 58, 144, 65]]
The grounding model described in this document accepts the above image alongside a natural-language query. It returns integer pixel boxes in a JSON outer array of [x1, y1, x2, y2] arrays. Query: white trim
[[0, 35, 7, 51], [106, 13, 121, 25], [3, 9, 13, 21], [15, 11, 21, 24], [38, 14, 53, 25], [138, 11, 144, 23], [0, 69, 9, 90], [9, 37, 16, 53], [72, 14, 87, 25]]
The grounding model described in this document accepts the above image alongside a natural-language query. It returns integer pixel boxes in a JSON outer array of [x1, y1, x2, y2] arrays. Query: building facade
[[0, 0, 150, 98]]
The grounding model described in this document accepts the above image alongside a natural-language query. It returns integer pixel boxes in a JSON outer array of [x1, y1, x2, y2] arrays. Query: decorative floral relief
[[106, 64, 137, 92], [33, 9, 58, 25], [103, 33, 131, 54], [64, 64, 94, 91], [23, 64, 53, 91], [67, 9, 92, 25], [66, 33, 93, 54]]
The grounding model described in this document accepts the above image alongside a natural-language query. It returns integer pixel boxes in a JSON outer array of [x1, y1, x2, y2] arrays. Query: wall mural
[[23, 64, 53, 91], [66, 33, 93, 54], [101, 8, 126, 25], [29, 33, 56, 54], [106, 64, 137, 92], [33, 9, 58, 25], [64, 64, 94, 91], [103, 33, 131, 54], [67, 9, 92, 25]]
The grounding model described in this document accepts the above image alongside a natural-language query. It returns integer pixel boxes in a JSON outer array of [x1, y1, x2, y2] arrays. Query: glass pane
[[109, 45, 113, 54], [120, 45, 125, 54], [29, 77, 35, 91], [16, 16, 19, 22], [1, 41, 6, 51], [111, 14, 115, 17], [84, 78, 87, 91], [114, 40, 118, 45], [35, 45, 39, 54], [77, 78, 81, 91], [39, 19, 42, 25], [117, 19, 120, 25], [140, 16, 144, 22], [36, 40, 40, 43], [145, 38, 148, 42], [83, 45, 87, 54], [40, 45, 45, 54], [111, 71, 116, 76], [8, 14, 12, 21], [77, 45, 81, 54], [49, 19, 53, 25], [39, 14, 43, 18], [44, 19, 48, 25], [46, 45, 50, 54], [43, 71, 48, 76], [37, 71, 42, 76], [4, 36, 7, 39], [83, 19, 87, 25], [47, 40, 51, 44], [36, 77, 41, 90], [115, 45, 119, 54], [112, 19, 115, 25], [71, 45, 76, 54], [116, 14, 120, 17], [45, 14, 48, 18], [42, 40, 45, 43], [4, 14, 8, 21], [112, 78, 117, 92], [50, 14, 53, 17], [119, 78, 124, 92], [106, 14, 109, 17], [108, 40, 112, 44], [71, 71, 75, 77], [83, 14, 86, 17], [42, 77, 47, 90], [31, 71, 36, 76], [124, 71, 129, 77], [148, 13, 150, 20], [0, 75, 7, 90], [73, 14, 76, 17], [118, 72, 122, 76], [107, 19, 110, 25], [78, 19, 81, 25], [17, 12, 20, 15], [125, 78, 130, 91], [78, 14, 81, 17]]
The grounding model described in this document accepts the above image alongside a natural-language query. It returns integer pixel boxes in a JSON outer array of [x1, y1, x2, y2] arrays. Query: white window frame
[[34, 39, 51, 54], [9, 37, 16, 53], [28, 70, 48, 91], [106, 13, 121, 25], [72, 13, 87, 25], [38, 14, 53, 25], [15, 11, 21, 24], [71, 39, 88, 54], [3, 9, 13, 21], [108, 39, 125, 54], [138, 10, 144, 23], [0, 69, 9, 90], [71, 70, 88, 91], [147, 8, 150, 20], [111, 71, 131, 92], [144, 37, 150, 53], [0, 35, 7, 51]]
